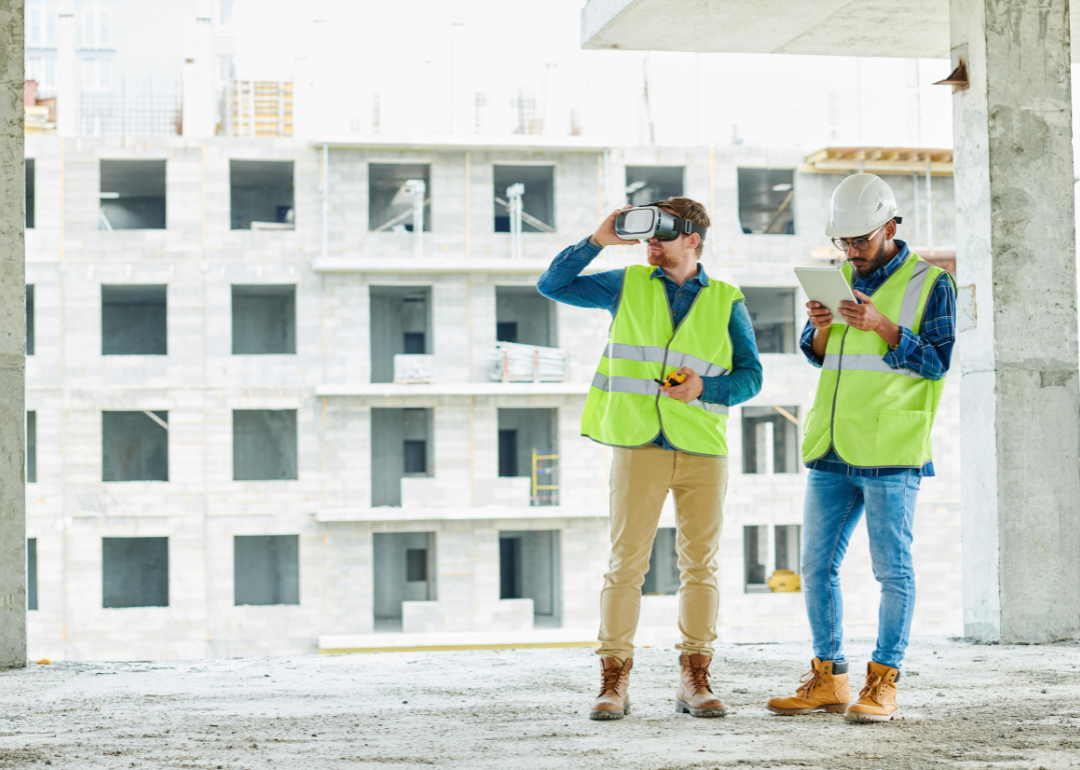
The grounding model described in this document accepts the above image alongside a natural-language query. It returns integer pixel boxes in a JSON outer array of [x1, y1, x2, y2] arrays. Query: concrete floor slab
[[2, 637, 1080, 769]]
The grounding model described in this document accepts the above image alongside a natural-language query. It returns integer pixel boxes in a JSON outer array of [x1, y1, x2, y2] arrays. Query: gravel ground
[[2, 636, 1080, 770]]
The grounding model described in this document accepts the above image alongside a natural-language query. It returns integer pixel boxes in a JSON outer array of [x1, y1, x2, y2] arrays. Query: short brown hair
[[657, 197, 709, 256]]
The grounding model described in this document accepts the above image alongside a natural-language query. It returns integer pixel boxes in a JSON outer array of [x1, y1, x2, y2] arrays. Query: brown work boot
[[766, 658, 851, 715], [589, 657, 633, 720], [844, 661, 901, 723], [675, 653, 726, 717]]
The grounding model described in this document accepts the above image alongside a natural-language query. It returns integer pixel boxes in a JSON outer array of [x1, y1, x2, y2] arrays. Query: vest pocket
[[874, 408, 931, 467]]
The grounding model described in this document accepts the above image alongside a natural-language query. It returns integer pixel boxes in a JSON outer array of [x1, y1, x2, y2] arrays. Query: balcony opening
[[25, 158, 34, 229], [100, 159, 166, 230], [102, 536, 169, 608], [371, 408, 432, 507], [101, 285, 167, 355], [497, 408, 557, 505], [232, 409, 298, 481], [499, 530, 561, 627], [28, 539, 37, 611], [369, 163, 431, 232], [742, 406, 799, 474], [231, 285, 296, 354], [642, 527, 679, 596], [27, 411, 36, 484], [102, 410, 168, 482], [737, 168, 795, 235], [373, 532, 436, 632], [744, 525, 769, 593], [493, 165, 555, 233], [495, 286, 555, 346], [625, 166, 684, 206], [742, 287, 796, 354], [230, 160, 294, 230], [26, 285, 34, 356], [234, 535, 300, 606], [369, 286, 431, 383]]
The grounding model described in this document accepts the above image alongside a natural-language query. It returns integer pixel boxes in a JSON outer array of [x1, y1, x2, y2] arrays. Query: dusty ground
[[2, 636, 1080, 769]]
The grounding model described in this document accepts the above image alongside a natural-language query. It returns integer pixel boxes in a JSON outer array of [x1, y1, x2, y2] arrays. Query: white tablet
[[794, 267, 858, 312]]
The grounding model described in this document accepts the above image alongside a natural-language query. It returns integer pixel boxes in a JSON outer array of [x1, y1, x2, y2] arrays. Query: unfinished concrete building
[[22, 134, 961, 660]]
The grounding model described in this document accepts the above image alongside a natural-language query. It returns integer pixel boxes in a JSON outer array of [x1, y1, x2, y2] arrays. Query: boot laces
[[795, 668, 822, 699], [859, 673, 887, 704], [599, 665, 626, 696], [688, 663, 712, 693]]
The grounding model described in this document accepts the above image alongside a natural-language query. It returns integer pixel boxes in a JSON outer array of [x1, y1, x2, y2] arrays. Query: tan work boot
[[845, 661, 901, 723], [589, 657, 633, 720], [675, 653, 727, 717], [766, 658, 851, 715]]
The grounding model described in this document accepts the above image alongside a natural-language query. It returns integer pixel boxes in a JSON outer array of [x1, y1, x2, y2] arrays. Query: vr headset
[[614, 201, 708, 242]]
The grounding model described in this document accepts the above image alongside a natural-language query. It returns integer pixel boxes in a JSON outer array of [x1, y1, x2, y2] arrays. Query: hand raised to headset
[[590, 206, 642, 248]]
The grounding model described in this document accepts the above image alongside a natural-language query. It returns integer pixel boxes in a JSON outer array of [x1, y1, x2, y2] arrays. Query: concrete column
[[951, 0, 1080, 643], [0, 0, 26, 670]]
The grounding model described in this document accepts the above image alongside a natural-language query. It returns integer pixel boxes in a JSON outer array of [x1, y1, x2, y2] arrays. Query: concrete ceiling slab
[[581, 0, 950, 59]]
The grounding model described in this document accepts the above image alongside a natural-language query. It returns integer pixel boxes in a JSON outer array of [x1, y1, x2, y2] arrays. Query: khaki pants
[[597, 444, 728, 663]]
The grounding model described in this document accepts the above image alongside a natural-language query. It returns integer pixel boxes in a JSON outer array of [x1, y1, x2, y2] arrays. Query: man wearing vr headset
[[538, 197, 762, 721], [765, 174, 956, 723]]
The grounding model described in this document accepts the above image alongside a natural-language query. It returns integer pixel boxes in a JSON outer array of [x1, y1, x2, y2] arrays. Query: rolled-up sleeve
[[700, 301, 762, 406]]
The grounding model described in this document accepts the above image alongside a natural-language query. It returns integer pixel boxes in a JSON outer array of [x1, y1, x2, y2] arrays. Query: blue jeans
[[802, 469, 920, 670]]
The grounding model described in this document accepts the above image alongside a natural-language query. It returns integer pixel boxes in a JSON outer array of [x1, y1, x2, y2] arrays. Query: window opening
[[495, 286, 555, 347], [230, 160, 294, 230], [27, 539, 38, 611], [25, 158, 35, 229], [234, 535, 299, 606], [625, 166, 684, 206], [737, 168, 795, 235], [498, 530, 561, 627], [369, 286, 431, 383], [642, 527, 679, 595], [497, 408, 557, 505], [373, 532, 436, 632], [101, 285, 167, 355], [25, 285, 34, 356], [493, 165, 555, 233], [371, 408, 432, 506], [232, 409, 298, 481], [369, 163, 431, 232], [231, 285, 296, 354], [102, 536, 169, 608], [100, 160, 166, 230], [741, 287, 796, 354], [102, 410, 168, 481], [744, 525, 769, 593], [742, 406, 799, 474], [27, 411, 36, 484]]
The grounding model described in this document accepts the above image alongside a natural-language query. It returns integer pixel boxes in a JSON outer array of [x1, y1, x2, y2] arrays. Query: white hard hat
[[825, 173, 902, 238]]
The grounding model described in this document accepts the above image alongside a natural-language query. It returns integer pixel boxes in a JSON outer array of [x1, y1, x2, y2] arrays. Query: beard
[[647, 250, 682, 270], [851, 240, 891, 279]]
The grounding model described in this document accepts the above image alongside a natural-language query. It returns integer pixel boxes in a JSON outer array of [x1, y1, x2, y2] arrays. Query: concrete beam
[[0, 0, 26, 670], [953, 0, 1080, 643]]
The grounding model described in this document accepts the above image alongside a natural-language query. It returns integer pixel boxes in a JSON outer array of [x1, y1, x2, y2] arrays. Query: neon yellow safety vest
[[580, 265, 743, 457], [802, 253, 954, 468]]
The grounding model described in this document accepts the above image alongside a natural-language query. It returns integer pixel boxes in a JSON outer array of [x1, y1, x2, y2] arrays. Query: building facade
[[23, 135, 961, 660]]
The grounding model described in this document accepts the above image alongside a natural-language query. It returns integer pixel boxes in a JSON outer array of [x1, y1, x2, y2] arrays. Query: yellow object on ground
[[768, 570, 801, 592], [35, 658, 51, 665]]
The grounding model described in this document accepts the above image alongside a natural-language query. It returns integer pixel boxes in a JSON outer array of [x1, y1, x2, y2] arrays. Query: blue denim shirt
[[538, 236, 763, 451], [799, 240, 957, 477]]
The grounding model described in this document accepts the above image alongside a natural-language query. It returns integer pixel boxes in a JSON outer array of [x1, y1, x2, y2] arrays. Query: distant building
[[23, 130, 961, 659]]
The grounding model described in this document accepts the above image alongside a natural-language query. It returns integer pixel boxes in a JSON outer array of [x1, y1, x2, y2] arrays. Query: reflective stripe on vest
[[801, 252, 952, 469], [591, 372, 730, 415], [580, 265, 742, 456]]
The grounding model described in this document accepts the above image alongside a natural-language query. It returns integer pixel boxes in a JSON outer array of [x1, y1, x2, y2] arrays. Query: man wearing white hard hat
[[766, 173, 956, 723]]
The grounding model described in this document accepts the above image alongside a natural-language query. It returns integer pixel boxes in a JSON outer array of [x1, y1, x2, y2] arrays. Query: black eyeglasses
[[831, 225, 885, 252]]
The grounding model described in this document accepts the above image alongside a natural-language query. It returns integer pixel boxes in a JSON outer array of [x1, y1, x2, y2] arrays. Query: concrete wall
[[22, 136, 963, 660]]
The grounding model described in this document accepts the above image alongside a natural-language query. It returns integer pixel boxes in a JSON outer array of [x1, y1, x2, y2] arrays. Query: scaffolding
[[530, 449, 558, 507], [228, 80, 293, 137]]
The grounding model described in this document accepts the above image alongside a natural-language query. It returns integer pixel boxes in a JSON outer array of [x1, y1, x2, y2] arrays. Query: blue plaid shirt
[[538, 236, 763, 451], [799, 240, 956, 477]]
